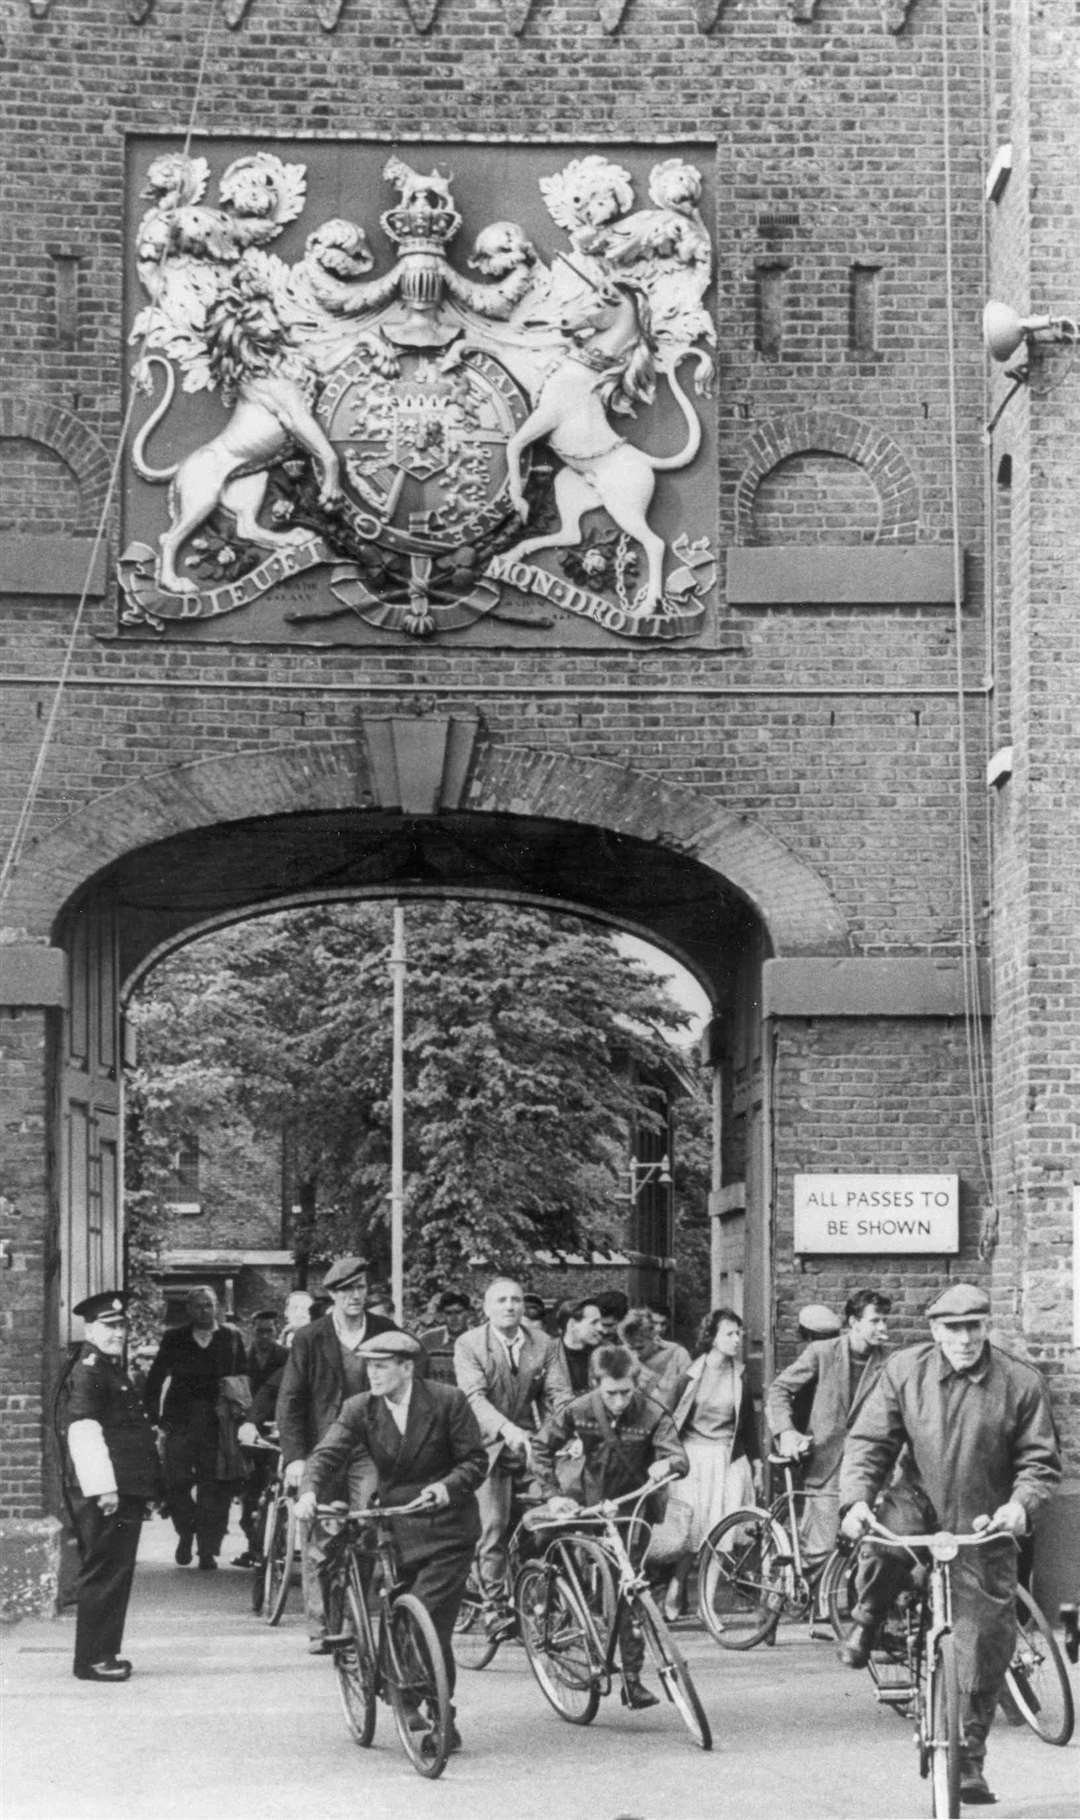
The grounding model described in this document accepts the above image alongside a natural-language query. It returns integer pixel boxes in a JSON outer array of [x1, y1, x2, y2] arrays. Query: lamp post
[[389, 904, 406, 1322]]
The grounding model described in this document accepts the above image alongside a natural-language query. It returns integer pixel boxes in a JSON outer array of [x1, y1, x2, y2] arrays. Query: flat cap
[[522, 1294, 547, 1318], [73, 1290, 130, 1324], [321, 1255, 369, 1292], [356, 1330, 421, 1360], [798, 1302, 842, 1337], [926, 1282, 991, 1322]]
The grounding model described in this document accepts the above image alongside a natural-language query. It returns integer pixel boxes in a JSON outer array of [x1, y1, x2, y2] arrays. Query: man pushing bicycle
[[837, 1283, 1060, 1806], [531, 1342, 688, 1710]]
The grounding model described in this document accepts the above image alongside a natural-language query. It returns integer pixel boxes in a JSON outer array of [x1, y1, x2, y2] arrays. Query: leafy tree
[[125, 901, 705, 1308]]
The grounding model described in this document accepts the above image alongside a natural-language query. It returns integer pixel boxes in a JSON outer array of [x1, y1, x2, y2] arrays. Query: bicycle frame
[[530, 1477, 676, 1688]]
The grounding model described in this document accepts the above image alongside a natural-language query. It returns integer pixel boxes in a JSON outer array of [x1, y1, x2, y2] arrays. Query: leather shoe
[[74, 1656, 131, 1683], [231, 1551, 255, 1568], [197, 1555, 217, 1570], [174, 1536, 193, 1566], [447, 1721, 463, 1753], [621, 1677, 660, 1710], [960, 1765, 996, 1805], [837, 1620, 876, 1669], [484, 1605, 516, 1642], [307, 1637, 332, 1655]]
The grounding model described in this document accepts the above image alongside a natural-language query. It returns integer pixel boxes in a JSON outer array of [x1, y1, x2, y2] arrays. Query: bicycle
[[826, 1530, 1075, 1747], [696, 1455, 852, 1649], [317, 1500, 452, 1779], [835, 1517, 1007, 1819], [514, 1478, 712, 1750], [452, 1491, 538, 1670], [245, 1438, 297, 1626]]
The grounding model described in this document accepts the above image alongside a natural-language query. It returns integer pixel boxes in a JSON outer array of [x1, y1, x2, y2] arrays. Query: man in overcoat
[[296, 1329, 487, 1751], [275, 1255, 400, 1648], [837, 1282, 1061, 1805], [62, 1291, 162, 1681], [765, 1286, 891, 1555], [453, 1274, 568, 1632]]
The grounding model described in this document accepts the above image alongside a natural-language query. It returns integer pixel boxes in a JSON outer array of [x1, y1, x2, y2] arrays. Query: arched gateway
[[1, 723, 852, 1531]]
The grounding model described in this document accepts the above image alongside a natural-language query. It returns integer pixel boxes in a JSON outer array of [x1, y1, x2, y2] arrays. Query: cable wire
[[0, 0, 221, 912]]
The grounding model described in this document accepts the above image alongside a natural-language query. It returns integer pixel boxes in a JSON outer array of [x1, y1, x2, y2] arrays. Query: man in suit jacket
[[296, 1329, 487, 1752], [765, 1286, 891, 1554], [453, 1275, 568, 1631], [275, 1255, 400, 1649]]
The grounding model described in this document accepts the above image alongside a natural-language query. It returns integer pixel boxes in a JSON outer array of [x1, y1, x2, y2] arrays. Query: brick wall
[[1, 0, 1075, 1538]]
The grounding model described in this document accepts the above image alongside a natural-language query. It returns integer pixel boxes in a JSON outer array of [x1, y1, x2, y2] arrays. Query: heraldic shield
[[119, 143, 718, 645]]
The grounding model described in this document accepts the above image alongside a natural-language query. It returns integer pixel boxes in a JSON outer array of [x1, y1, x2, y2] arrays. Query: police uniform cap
[[251, 1307, 279, 1322], [798, 1302, 842, 1337], [73, 1290, 130, 1324], [926, 1282, 991, 1322], [356, 1330, 421, 1360], [321, 1255, 370, 1292]]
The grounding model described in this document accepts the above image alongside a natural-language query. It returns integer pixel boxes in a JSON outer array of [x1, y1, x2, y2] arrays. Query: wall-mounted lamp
[[982, 302, 1078, 430], [617, 1152, 672, 1202], [983, 300, 1078, 367]]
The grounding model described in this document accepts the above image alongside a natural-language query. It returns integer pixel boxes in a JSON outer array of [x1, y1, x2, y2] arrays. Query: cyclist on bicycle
[[531, 1342, 688, 1710], [837, 1282, 1060, 1806]]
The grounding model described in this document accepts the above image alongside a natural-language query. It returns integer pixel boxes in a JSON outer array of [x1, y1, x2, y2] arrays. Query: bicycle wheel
[[559, 1534, 618, 1648], [263, 1493, 296, 1627], [386, 1592, 450, 1779], [1002, 1584, 1075, 1746], [332, 1577, 377, 1747], [250, 1490, 271, 1615], [515, 1560, 600, 1725], [821, 1543, 857, 1639], [697, 1508, 789, 1649], [452, 1567, 499, 1672], [927, 1630, 961, 1819], [635, 1587, 712, 1750]]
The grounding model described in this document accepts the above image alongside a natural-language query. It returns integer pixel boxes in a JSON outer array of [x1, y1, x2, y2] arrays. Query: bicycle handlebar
[[315, 1498, 433, 1520], [862, 1516, 1017, 1559], [529, 1473, 682, 1529]]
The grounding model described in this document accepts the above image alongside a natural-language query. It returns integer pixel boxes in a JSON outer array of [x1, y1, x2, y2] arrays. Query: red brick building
[[0, 0, 1076, 1612]]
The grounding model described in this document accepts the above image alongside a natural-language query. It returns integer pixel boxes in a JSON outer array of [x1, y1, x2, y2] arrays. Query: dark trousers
[[163, 1422, 235, 1558], [397, 1536, 475, 1699], [71, 1495, 145, 1671]]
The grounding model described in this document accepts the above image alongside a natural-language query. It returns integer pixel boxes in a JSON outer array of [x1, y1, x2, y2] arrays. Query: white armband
[[67, 1419, 118, 1498]]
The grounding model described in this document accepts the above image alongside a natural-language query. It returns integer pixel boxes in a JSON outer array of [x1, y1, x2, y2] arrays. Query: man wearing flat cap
[[419, 1289, 473, 1387], [838, 1281, 1061, 1805], [60, 1292, 162, 1682], [296, 1329, 487, 1751], [766, 1287, 892, 1557], [276, 1255, 400, 1650]]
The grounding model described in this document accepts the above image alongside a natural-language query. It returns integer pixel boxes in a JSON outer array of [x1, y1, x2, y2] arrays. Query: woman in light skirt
[[663, 1306, 762, 1620]]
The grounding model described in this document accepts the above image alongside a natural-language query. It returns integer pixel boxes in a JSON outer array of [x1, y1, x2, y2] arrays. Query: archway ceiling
[[106, 808, 758, 1006]]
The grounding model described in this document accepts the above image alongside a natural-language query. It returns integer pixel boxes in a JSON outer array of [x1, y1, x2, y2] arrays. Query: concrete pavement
[[2, 1515, 1077, 1820]]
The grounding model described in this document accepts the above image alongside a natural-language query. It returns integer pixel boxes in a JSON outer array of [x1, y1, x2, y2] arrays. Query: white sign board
[[793, 1174, 959, 1254]]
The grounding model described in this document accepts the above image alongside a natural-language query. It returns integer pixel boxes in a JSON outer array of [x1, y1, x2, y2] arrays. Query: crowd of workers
[[61, 1264, 1060, 1802]]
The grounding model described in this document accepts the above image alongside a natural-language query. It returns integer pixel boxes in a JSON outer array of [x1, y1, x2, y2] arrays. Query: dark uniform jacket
[[64, 1345, 161, 1501], [532, 1386, 688, 1508], [838, 1339, 1060, 1527], [300, 1377, 487, 1565], [275, 1311, 400, 1467], [766, 1333, 887, 1488]]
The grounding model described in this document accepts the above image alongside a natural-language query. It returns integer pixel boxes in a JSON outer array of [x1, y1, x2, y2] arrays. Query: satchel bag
[[643, 1492, 694, 1567]]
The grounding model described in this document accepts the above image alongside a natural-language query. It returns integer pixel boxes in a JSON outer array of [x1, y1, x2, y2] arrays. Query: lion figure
[[132, 278, 340, 596]]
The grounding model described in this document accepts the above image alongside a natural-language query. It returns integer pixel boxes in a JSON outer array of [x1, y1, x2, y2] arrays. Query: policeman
[[61, 1291, 161, 1682]]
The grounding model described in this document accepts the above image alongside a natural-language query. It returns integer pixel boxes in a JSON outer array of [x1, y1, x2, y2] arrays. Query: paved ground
[[2, 1515, 1077, 1820]]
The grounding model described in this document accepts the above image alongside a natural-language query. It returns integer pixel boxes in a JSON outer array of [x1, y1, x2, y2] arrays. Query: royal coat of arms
[[120, 146, 717, 643]]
